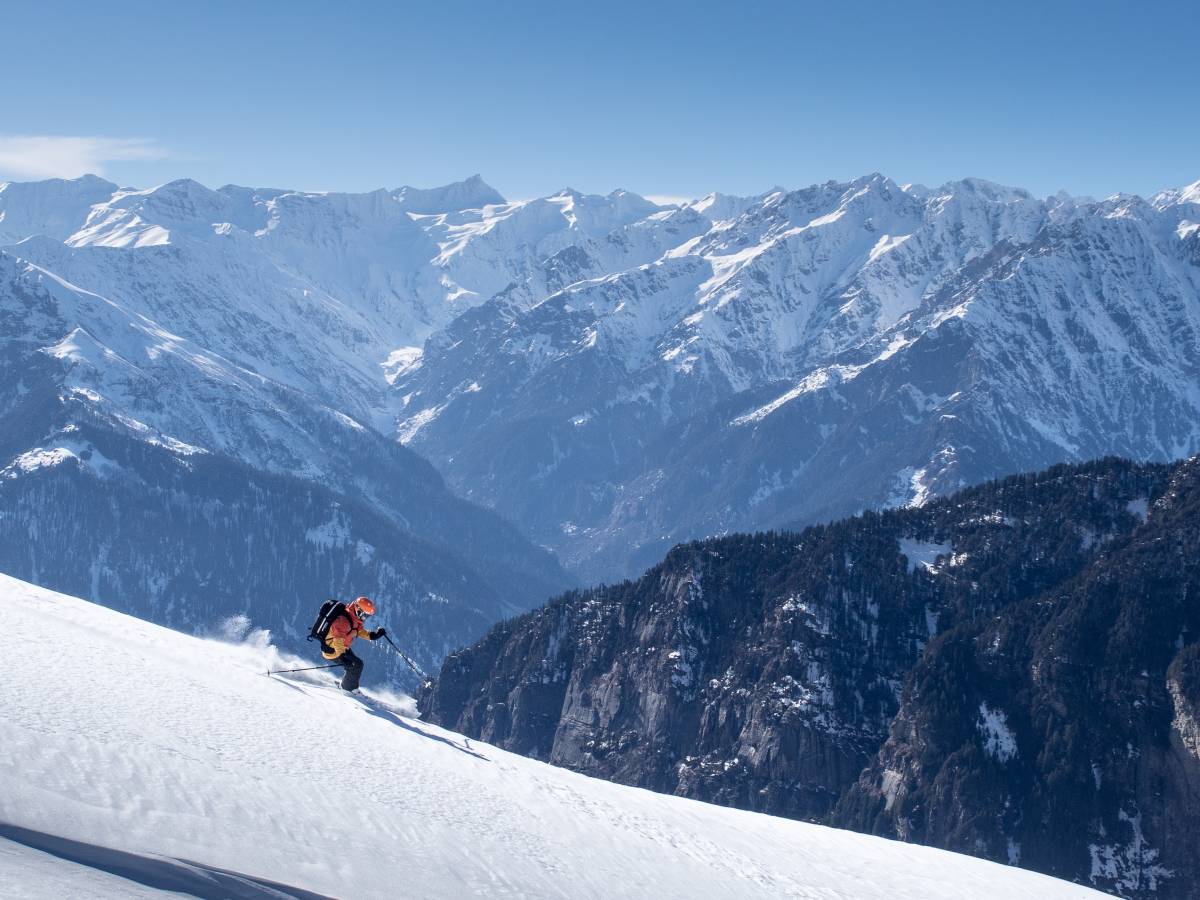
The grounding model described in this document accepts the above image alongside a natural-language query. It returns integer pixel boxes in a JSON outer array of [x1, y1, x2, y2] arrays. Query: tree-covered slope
[[421, 457, 1198, 896]]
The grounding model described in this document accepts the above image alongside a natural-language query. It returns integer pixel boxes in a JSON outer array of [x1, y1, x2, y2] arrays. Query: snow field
[[0, 573, 1109, 898]]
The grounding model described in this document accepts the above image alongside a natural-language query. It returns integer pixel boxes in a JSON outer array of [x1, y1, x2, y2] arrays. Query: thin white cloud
[[0, 134, 167, 180]]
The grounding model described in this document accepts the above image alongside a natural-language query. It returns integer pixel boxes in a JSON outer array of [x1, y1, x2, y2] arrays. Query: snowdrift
[[0, 573, 1108, 899]]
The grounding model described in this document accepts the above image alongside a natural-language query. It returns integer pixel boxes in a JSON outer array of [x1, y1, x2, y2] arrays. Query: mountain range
[[0, 174, 580, 678], [1, 169, 1197, 661], [391, 174, 1200, 580]]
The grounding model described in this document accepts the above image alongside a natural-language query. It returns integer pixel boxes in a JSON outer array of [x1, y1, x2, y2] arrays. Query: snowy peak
[[1152, 178, 1200, 211], [392, 169, 1200, 581], [942, 176, 1035, 203], [69, 177, 245, 247], [393, 174, 506, 213], [537, 186, 661, 236], [1177, 179, 1200, 206], [688, 189, 780, 222], [0, 174, 118, 245]]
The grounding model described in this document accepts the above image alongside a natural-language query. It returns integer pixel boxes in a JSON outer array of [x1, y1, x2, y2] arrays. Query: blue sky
[[2, 0, 1195, 200]]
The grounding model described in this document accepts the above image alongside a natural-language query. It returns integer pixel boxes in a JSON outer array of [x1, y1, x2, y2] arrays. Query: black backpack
[[308, 599, 350, 646]]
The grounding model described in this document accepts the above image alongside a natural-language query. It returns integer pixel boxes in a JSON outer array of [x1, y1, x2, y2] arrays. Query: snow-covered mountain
[[4, 170, 1199, 590], [0, 176, 581, 678], [393, 174, 1200, 579], [0, 173, 678, 473], [0, 171, 708, 649], [0, 572, 1109, 899]]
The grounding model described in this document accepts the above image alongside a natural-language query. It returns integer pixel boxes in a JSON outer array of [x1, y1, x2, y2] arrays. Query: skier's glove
[[371, 627, 387, 640]]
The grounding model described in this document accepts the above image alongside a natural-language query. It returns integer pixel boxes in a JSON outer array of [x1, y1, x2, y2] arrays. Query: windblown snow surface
[[0, 573, 1109, 899]]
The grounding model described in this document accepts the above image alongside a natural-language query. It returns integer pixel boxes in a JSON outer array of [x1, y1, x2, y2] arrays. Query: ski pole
[[265, 663, 342, 677], [381, 633, 431, 682]]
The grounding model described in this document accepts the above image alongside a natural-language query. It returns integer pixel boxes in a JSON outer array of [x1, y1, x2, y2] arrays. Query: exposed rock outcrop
[[422, 458, 1200, 895]]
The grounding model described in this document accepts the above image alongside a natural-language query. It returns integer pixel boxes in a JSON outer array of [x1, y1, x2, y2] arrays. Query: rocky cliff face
[[421, 458, 1200, 896], [834, 458, 1200, 897]]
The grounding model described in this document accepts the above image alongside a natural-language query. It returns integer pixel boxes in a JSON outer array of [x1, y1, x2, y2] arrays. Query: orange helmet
[[350, 596, 375, 618]]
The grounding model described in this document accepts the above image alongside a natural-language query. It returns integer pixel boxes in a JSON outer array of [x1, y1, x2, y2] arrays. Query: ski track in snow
[[0, 573, 1108, 899]]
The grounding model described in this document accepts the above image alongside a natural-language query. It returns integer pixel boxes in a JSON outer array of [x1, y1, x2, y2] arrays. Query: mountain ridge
[[0, 225, 573, 680], [393, 172, 1200, 578], [3, 166, 1197, 641]]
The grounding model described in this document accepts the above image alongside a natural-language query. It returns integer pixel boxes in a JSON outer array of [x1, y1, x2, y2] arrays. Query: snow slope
[[0, 572, 1107, 899]]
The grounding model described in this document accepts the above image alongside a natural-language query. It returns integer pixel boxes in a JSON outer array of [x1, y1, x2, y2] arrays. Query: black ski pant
[[335, 647, 364, 692]]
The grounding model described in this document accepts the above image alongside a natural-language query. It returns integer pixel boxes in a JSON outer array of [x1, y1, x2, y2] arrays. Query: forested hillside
[[421, 457, 1199, 897]]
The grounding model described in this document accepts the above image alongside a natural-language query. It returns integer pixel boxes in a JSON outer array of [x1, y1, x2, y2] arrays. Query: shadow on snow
[[0, 823, 335, 900]]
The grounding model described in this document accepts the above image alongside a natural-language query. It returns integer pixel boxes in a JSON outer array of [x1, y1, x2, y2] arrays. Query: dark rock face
[[421, 458, 1200, 896], [835, 458, 1200, 897]]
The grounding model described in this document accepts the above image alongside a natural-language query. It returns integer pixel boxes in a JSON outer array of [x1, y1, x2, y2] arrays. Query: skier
[[318, 596, 386, 692]]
